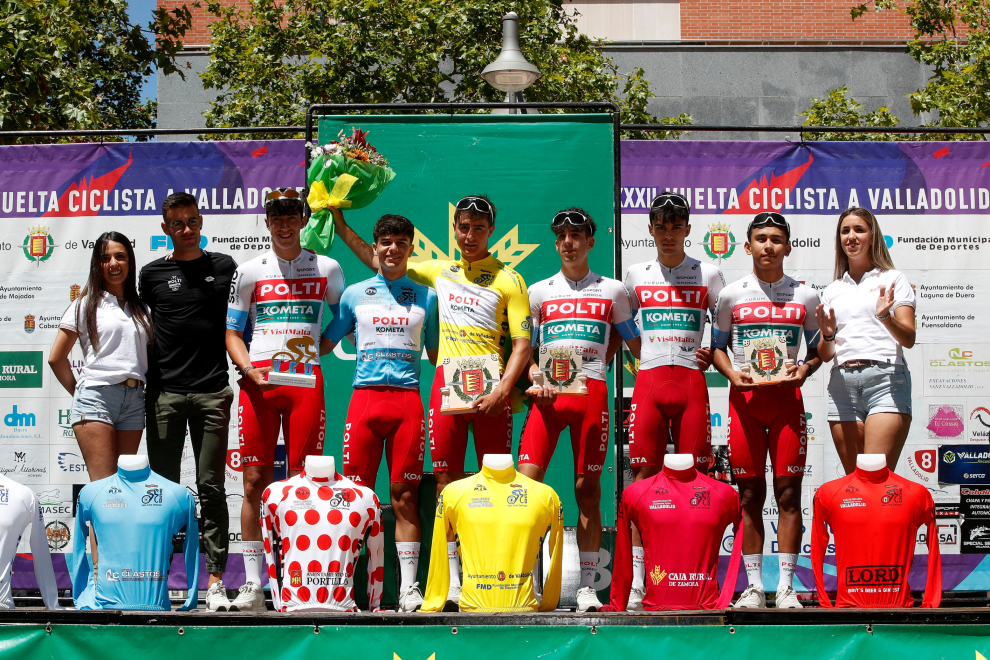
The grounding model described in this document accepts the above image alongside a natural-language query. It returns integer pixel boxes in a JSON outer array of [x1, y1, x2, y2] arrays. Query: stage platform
[[3, 606, 990, 626], [3, 607, 990, 660]]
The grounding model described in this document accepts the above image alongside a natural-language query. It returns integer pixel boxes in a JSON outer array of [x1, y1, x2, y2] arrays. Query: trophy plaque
[[530, 346, 587, 396], [266, 337, 318, 388], [740, 335, 794, 385], [440, 354, 500, 414]]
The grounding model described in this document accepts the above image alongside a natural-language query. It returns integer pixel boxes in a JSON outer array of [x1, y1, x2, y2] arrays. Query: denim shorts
[[70, 382, 146, 430], [827, 362, 912, 422]]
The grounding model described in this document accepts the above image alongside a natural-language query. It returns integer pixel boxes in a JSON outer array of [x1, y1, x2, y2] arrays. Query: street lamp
[[481, 12, 542, 114]]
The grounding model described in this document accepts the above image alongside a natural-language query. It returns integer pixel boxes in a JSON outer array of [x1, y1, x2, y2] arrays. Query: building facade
[[157, 0, 933, 140]]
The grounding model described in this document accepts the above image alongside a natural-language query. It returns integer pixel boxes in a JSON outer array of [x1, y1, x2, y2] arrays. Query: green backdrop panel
[[4, 623, 990, 660], [316, 114, 617, 527]]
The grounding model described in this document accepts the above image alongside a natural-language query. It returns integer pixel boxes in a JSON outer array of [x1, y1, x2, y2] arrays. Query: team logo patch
[[365, 288, 377, 295], [703, 222, 736, 261], [290, 569, 302, 587]]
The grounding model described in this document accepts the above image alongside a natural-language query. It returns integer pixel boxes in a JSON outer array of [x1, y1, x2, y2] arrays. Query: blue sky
[[128, 0, 162, 102]]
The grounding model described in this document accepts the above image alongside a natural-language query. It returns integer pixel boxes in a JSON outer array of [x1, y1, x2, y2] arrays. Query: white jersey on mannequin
[[0, 475, 61, 609]]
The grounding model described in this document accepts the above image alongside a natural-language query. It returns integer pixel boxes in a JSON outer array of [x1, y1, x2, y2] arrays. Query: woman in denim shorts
[[815, 208, 916, 475], [48, 232, 152, 481]]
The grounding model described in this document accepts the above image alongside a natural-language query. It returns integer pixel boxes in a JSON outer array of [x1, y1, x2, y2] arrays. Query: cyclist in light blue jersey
[[320, 214, 439, 612]]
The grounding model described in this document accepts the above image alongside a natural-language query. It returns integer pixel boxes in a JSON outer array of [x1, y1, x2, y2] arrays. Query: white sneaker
[[733, 585, 766, 608], [398, 582, 425, 612], [576, 586, 603, 613], [228, 582, 266, 612], [626, 586, 645, 612], [775, 585, 803, 609], [205, 580, 230, 612], [441, 584, 461, 612]]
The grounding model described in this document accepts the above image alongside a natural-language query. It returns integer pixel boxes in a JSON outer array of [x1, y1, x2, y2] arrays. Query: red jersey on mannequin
[[603, 465, 743, 611], [812, 467, 941, 608]]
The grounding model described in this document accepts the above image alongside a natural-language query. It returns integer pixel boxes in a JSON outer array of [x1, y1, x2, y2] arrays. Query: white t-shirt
[[60, 292, 150, 387], [0, 475, 61, 609], [820, 268, 916, 365]]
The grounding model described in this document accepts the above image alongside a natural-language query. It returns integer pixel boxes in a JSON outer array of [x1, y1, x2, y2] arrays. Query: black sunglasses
[[749, 212, 791, 237], [650, 192, 689, 211], [551, 210, 596, 236], [455, 196, 494, 218]]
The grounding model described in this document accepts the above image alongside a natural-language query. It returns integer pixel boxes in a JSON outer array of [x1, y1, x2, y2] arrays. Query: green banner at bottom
[[4, 623, 990, 660]]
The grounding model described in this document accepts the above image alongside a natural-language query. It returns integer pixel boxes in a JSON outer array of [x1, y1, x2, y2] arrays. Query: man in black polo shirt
[[140, 192, 238, 611]]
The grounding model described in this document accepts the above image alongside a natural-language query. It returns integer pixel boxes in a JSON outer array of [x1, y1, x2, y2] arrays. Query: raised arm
[[331, 208, 378, 272]]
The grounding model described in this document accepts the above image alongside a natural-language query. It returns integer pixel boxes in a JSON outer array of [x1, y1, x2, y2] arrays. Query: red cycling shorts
[[519, 377, 609, 476], [628, 365, 711, 470], [238, 361, 325, 473], [428, 366, 512, 473], [728, 385, 807, 479], [343, 386, 425, 488]]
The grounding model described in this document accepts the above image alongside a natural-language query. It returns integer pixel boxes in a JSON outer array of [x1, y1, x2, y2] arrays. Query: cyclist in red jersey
[[711, 213, 821, 609], [622, 192, 722, 609], [332, 200, 532, 608]]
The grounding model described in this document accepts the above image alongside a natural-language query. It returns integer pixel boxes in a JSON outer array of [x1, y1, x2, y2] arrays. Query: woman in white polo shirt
[[816, 207, 916, 474], [48, 232, 152, 481]]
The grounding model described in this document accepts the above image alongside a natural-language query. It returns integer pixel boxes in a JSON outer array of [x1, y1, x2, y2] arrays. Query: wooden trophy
[[740, 335, 794, 385], [530, 346, 588, 396], [266, 337, 318, 388], [440, 354, 501, 414]]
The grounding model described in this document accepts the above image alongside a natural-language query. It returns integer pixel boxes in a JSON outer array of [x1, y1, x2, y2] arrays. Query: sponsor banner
[[939, 444, 990, 485], [0, 398, 47, 443], [961, 518, 990, 553], [927, 399, 967, 441], [923, 345, 990, 397], [897, 445, 939, 487], [48, 444, 90, 484], [966, 398, 990, 442], [915, 518, 961, 555], [961, 487, 990, 518], [0, 444, 49, 483], [0, 348, 46, 394]]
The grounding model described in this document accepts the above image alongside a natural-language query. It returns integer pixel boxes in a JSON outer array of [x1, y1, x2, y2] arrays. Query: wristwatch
[[237, 365, 256, 377]]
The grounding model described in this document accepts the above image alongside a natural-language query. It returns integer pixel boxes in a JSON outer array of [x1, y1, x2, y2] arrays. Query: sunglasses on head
[[749, 212, 790, 237], [265, 188, 301, 203], [551, 210, 596, 236], [455, 196, 494, 218], [650, 192, 689, 212]]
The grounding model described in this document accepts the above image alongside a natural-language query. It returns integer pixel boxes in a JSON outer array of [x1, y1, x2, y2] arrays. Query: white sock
[[778, 553, 798, 590], [579, 551, 599, 589], [242, 541, 265, 586], [396, 542, 421, 592], [743, 554, 763, 589], [632, 546, 645, 591], [447, 541, 461, 593]]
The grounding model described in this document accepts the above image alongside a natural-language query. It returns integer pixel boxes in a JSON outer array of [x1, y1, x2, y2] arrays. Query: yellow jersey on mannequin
[[421, 463, 563, 612]]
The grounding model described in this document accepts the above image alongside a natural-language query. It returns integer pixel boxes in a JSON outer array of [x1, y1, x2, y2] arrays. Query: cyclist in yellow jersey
[[420, 461, 563, 612], [333, 197, 533, 607]]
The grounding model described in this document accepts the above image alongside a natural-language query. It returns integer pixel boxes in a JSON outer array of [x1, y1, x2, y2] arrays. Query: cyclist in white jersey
[[224, 190, 345, 611], [519, 208, 640, 612], [621, 191, 724, 610], [711, 211, 821, 609]]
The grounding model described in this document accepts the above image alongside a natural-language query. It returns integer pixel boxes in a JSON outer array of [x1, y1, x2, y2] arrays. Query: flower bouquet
[[303, 127, 396, 254]]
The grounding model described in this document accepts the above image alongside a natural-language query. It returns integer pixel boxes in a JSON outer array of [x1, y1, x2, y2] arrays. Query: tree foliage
[[851, 0, 990, 138], [0, 0, 193, 139], [798, 86, 902, 140], [200, 0, 689, 139]]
